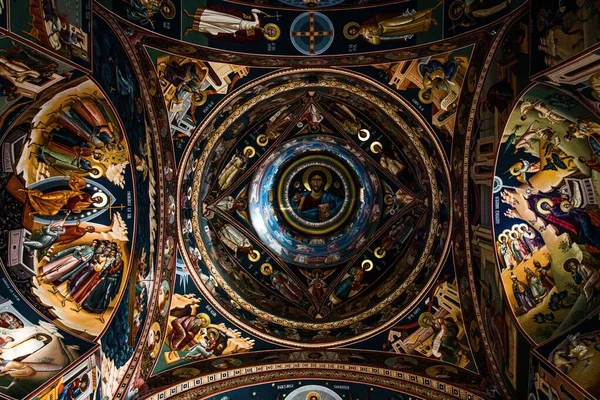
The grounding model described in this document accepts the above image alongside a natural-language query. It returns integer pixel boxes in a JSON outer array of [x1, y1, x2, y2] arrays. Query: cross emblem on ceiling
[[290, 12, 334, 55]]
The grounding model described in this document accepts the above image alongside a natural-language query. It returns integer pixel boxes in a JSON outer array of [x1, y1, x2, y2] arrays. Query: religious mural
[[0, 77, 132, 339], [493, 84, 600, 343], [98, 0, 527, 62], [530, 0, 600, 76], [149, 49, 259, 142], [0, 1, 599, 400], [372, 45, 474, 139], [9, 0, 91, 69], [0, 290, 95, 400], [177, 68, 452, 347], [180, 381, 433, 400], [384, 259, 476, 371]]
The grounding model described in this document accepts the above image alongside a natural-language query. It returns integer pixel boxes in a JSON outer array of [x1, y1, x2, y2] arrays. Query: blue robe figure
[[329, 267, 365, 305], [58, 378, 82, 400], [511, 273, 536, 313]]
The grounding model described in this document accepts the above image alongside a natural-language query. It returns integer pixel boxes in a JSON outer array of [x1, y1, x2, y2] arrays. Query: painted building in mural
[[0, 0, 598, 399]]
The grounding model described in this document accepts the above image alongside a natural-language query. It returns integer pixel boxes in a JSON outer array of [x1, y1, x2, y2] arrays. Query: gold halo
[[559, 200, 572, 213], [206, 327, 220, 339], [511, 225, 522, 235], [418, 312, 434, 328], [302, 166, 333, 191], [361, 259, 374, 271], [306, 393, 321, 400], [518, 223, 529, 231], [370, 141, 383, 153], [248, 250, 260, 262], [374, 247, 386, 258], [343, 22, 360, 40], [243, 146, 256, 158], [536, 198, 553, 216], [358, 128, 371, 141], [509, 161, 524, 176], [192, 91, 207, 106], [260, 263, 273, 275], [88, 167, 103, 178], [79, 375, 90, 391], [150, 322, 161, 358], [263, 23, 281, 41], [418, 88, 434, 104], [497, 233, 508, 243], [159, 0, 176, 19], [195, 313, 211, 328], [256, 134, 268, 147]]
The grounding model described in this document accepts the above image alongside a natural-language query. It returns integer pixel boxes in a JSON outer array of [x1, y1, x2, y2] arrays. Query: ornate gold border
[[458, 11, 526, 399], [276, 155, 357, 236], [145, 363, 484, 400], [177, 68, 453, 348]]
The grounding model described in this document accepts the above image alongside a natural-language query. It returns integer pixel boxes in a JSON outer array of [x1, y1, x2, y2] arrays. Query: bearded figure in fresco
[[292, 169, 342, 223], [344, 1, 442, 45], [563, 258, 600, 304], [158, 57, 215, 121], [23, 221, 66, 254], [418, 56, 466, 111], [509, 230, 530, 262], [418, 313, 467, 364], [519, 225, 541, 253], [270, 270, 304, 303], [536, 194, 600, 255], [371, 142, 406, 177], [55, 222, 96, 245], [169, 313, 211, 353], [524, 267, 546, 302], [217, 222, 254, 256], [496, 233, 517, 270]]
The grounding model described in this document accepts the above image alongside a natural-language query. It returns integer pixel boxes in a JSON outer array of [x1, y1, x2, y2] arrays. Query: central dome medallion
[[178, 69, 452, 347], [249, 135, 381, 267]]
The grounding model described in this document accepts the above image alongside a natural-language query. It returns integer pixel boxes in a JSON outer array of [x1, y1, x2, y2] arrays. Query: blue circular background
[[290, 12, 335, 56], [249, 135, 382, 267]]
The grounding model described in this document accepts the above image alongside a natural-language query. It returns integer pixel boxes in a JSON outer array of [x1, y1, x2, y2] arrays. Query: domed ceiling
[[0, 1, 598, 400], [178, 69, 451, 347]]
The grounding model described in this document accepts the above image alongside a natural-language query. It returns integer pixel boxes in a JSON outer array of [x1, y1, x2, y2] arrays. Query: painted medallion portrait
[[279, 155, 355, 232]]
